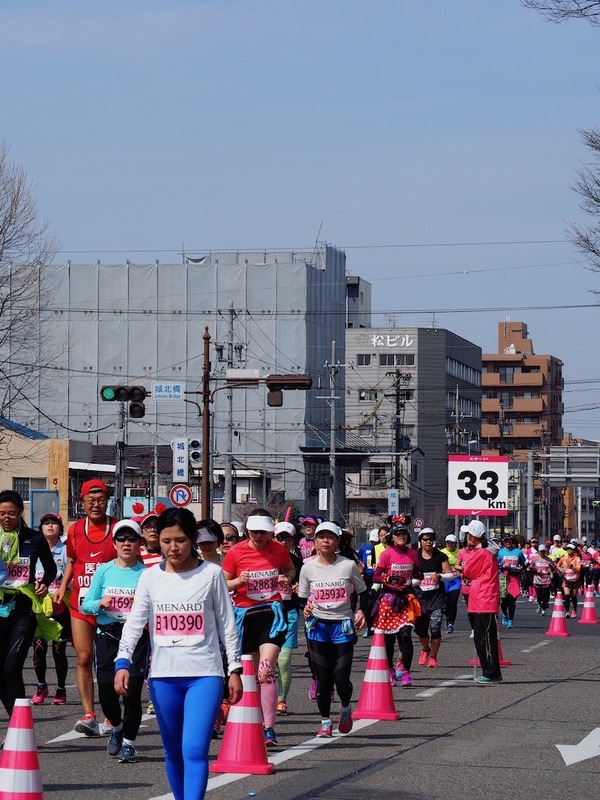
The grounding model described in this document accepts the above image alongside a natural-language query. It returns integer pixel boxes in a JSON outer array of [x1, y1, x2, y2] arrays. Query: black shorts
[[95, 623, 149, 682], [241, 607, 286, 654]]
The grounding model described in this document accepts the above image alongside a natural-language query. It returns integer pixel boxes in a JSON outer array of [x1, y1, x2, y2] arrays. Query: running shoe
[[541, 609, 546, 616], [52, 688, 66, 705], [565, 612, 571, 619], [394, 659, 404, 680], [264, 726, 278, 747], [427, 657, 438, 668], [571, 610, 577, 620], [107, 727, 123, 757], [99, 718, 113, 735], [475, 675, 503, 684], [277, 700, 288, 716], [501, 615, 508, 626], [446, 623, 454, 633], [469, 630, 474, 639], [401, 671, 412, 687], [389, 669, 397, 687], [146, 701, 155, 715], [418, 649, 430, 666], [308, 680, 317, 700], [317, 720, 333, 738], [220, 701, 230, 725], [31, 684, 48, 705], [529, 595, 535, 603], [506, 620, 513, 628], [118, 743, 137, 763], [338, 705, 353, 734], [74, 713, 99, 736]]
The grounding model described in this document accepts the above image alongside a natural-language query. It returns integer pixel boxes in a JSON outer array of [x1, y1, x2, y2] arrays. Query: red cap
[[80, 479, 110, 498]]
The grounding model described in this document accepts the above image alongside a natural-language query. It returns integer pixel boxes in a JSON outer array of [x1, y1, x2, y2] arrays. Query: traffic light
[[189, 438, 201, 468], [593, 501, 600, 509], [265, 374, 312, 407], [100, 385, 147, 418]]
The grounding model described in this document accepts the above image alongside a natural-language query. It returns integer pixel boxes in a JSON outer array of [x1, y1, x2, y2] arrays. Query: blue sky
[[2, 1, 600, 435]]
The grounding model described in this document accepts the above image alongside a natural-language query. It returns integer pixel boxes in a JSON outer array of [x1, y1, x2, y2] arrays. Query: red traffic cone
[[353, 631, 399, 721], [210, 655, 274, 775], [469, 622, 511, 667], [545, 591, 570, 637], [0, 698, 44, 799], [579, 586, 599, 625]]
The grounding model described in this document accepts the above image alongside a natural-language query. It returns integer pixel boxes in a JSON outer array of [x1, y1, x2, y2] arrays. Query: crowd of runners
[[0, 481, 597, 800]]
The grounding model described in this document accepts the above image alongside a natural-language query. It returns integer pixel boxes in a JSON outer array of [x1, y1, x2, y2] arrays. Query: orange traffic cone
[[545, 591, 570, 637], [0, 698, 44, 799], [353, 631, 399, 721], [210, 655, 274, 775], [579, 585, 599, 625], [469, 622, 511, 667]]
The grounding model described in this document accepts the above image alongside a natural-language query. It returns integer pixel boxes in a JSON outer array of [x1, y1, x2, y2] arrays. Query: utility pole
[[223, 304, 235, 521], [201, 327, 211, 518], [113, 402, 126, 519], [384, 370, 411, 488], [321, 342, 349, 521]]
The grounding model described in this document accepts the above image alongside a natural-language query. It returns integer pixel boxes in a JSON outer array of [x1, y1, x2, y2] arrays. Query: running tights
[[98, 677, 144, 741], [32, 638, 69, 688], [149, 675, 222, 800], [500, 594, 517, 622], [0, 608, 37, 715], [385, 627, 414, 671], [307, 639, 354, 719]]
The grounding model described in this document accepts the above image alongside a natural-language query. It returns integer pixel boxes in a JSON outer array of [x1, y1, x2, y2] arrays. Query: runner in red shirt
[[55, 479, 117, 735], [222, 508, 295, 748]]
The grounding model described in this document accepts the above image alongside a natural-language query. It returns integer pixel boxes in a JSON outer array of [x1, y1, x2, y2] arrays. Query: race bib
[[153, 601, 205, 646], [76, 564, 98, 610], [565, 568, 577, 582], [280, 584, 293, 602], [103, 586, 135, 620], [420, 572, 440, 592], [502, 556, 519, 569], [388, 562, 413, 585], [312, 579, 348, 608], [247, 569, 278, 601], [5, 557, 30, 587]]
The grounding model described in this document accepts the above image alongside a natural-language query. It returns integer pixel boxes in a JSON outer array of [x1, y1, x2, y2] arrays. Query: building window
[[379, 353, 415, 367], [357, 354, 371, 366], [358, 424, 374, 437], [359, 390, 378, 401], [12, 477, 46, 497], [369, 464, 388, 488]]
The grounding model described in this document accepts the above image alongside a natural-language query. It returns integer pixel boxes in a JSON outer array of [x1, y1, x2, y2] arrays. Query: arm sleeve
[[81, 563, 106, 615], [116, 571, 152, 666], [36, 534, 58, 587], [212, 569, 242, 673]]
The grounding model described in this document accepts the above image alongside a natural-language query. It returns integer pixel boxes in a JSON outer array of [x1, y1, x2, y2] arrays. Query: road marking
[[415, 674, 473, 698], [45, 713, 156, 744], [522, 640, 551, 654], [557, 727, 600, 766], [148, 719, 379, 800]]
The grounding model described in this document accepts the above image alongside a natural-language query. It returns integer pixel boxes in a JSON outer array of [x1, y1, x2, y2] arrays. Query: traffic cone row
[[578, 586, 599, 625], [211, 654, 274, 775], [545, 591, 570, 637], [0, 698, 44, 799], [353, 631, 399, 721]]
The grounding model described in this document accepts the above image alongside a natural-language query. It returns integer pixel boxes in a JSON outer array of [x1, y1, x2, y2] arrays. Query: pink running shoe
[[418, 649, 430, 666], [31, 684, 48, 705], [389, 669, 397, 687], [401, 671, 412, 687]]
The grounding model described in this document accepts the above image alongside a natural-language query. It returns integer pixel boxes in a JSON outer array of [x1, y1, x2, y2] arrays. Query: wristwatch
[[230, 668, 243, 676]]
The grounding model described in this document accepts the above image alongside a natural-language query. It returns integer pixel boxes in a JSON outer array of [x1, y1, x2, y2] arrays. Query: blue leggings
[[149, 676, 222, 800]]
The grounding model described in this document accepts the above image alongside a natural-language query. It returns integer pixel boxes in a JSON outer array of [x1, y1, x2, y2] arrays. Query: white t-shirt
[[117, 560, 241, 678], [299, 555, 366, 621]]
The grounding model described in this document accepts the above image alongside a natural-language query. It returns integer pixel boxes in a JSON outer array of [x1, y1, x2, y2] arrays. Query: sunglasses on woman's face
[[114, 534, 140, 543], [224, 535, 239, 543]]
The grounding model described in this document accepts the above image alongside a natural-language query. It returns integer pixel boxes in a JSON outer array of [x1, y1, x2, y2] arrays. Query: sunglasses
[[114, 534, 141, 543], [224, 535, 239, 543], [275, 534, 291, 542], [421, 538, 435, 542]]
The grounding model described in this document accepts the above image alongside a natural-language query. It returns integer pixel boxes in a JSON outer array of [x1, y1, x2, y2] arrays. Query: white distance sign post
[[447, 455, 509, 517]]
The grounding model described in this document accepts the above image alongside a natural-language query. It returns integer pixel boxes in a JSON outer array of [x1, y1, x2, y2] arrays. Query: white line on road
[[148, 719, 379, 800], [521, 641, 552, 654], [415, 673, 473, 698]]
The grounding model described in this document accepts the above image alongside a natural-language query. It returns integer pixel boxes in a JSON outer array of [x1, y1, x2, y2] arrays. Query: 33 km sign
[[447, 455, 509, 517]]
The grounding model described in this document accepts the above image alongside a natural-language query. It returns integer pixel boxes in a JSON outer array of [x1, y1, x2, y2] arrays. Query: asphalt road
[[5, 596, 600, 800]]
